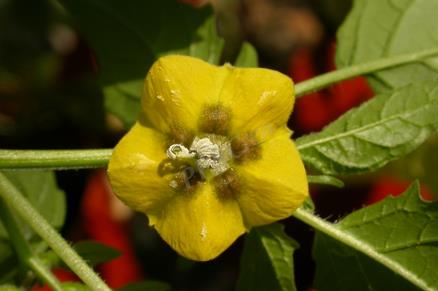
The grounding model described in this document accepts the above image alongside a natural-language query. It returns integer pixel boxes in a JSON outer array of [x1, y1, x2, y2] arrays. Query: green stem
[[0, 173, 111, 291], [0, 199, 63, 291], [294, 47, 438, 97], [292, 207, 428, 290], [0, 149, 112, 170]]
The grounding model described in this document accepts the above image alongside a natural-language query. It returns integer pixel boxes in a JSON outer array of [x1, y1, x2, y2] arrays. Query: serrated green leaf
[[236, 223, 299, 291], [336, 0, 438, 92], [313, 181, 438, 290], [61, 0, 224, 129], [296, 80, 438, 175], [117, 281, 171, 291], [73, 241, 121, 267], [313, 233, 417, 291], [234, 42, 258, 67]]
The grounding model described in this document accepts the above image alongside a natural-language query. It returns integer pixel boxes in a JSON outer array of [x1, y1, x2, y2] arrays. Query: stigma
[[167, 136, 232, 178]]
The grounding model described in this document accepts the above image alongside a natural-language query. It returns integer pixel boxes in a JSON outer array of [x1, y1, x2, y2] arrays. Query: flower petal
[[235, 127, 308, 228], [142, 55, 230, 136], [219, 66, 295, 141], [154, 183, 245, 261], [107, 122, 174, 218]]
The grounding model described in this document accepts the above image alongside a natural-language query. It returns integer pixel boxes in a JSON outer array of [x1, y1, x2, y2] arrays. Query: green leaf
[[307, 175, 344, 188], [313, 181, 438, 290], [236, 223, 299, 291], [302, 197, 315, 212], [73, 241, 121, 267], [117, 281, 171, 291], [313, 233, 417, 291], [0, 170, 66, 235], [234, 42, 258, 67], [61, 0, 224, 128], [296, 80, 438, 175], [336, 0, 438, 92]]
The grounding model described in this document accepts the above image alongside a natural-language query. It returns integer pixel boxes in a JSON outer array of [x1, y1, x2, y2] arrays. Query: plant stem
[[0, 173, 111, 291], [0, 198, 63, 291], [292, 207, 428, 290], [294, 47, 438, 97], [0, 149, 112, 170]]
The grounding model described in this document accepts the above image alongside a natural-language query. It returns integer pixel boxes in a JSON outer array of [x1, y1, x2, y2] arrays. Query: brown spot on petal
[[167, 126, 194, 148], [199, 105, 231, 135], [231, 132, 261, 163], [213, 169, 241, 199]]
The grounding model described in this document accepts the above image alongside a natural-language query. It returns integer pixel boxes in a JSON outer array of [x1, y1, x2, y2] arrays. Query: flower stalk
[[295, 47, 438, 97], [0, 198, 63, 291], [0, 173, 111, 291], [0, 149, 112, 170]]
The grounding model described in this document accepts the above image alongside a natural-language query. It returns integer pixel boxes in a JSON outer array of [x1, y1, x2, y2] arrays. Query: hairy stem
[[0, 173, 111, 291], [294, 47, 438, 97], [0, 149, 112, 170], [0, 199, 63, 291]]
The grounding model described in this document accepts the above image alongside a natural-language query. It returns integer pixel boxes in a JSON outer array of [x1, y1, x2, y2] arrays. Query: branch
[[294, 47, 438, 97]]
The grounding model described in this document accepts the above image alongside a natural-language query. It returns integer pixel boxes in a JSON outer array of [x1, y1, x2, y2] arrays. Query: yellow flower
[[107, 55, 308, 261]]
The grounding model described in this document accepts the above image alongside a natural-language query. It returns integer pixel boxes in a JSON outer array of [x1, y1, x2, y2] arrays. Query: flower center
[[166, 135, 232, 178]]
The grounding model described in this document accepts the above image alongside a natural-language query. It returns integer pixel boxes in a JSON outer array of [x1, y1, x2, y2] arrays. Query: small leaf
[[62, 0, 224, 129], [302, 197, 315, 212], [236, 223, 299, 291], [313, 181, 438, 290], [234, 42, 258, 67], [117, 281, 171, 291], [336, 0, 438, 92], [307, 175, 344, 188], [296, 80, 438, 175], [73, 241, 121, 267]]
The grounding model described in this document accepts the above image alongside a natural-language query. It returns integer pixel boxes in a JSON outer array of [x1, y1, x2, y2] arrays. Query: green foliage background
[[1, 0, 438, 290]]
